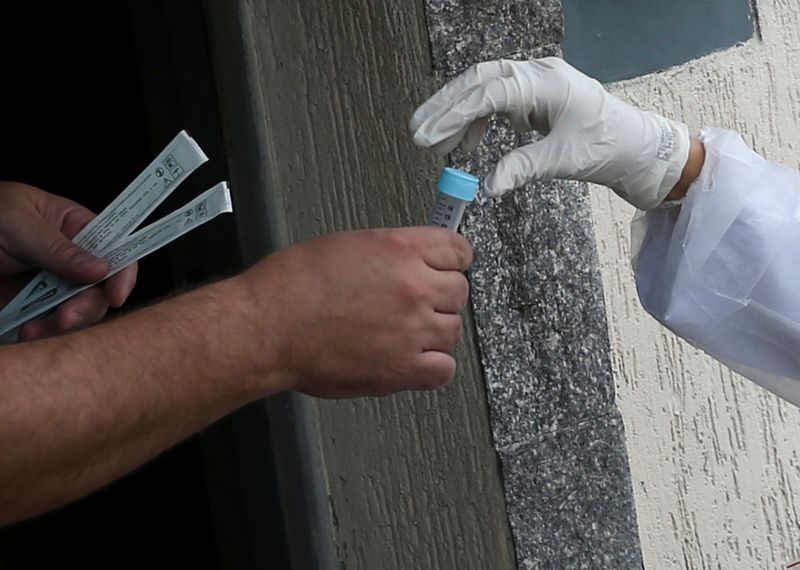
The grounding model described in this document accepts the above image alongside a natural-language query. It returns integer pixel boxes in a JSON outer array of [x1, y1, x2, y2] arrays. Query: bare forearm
[[665, 137, 706, 201], [0, 226, 473, 525], [0, 276, 283, 525]]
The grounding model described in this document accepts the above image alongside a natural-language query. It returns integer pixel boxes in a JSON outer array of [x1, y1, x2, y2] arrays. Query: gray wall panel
[[237, 0, 517, 568]]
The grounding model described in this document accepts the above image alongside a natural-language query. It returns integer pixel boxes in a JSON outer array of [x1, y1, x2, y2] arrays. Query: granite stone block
[[425, 0, 564, 79], [500, 412, 644, 569], [420, 1, 644, 567], [453, 121, 616, 450]]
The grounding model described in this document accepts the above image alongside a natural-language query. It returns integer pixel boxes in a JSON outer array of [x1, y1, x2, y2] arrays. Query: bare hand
[[0, 182, 138, 340], [240, 227, 472, 398]]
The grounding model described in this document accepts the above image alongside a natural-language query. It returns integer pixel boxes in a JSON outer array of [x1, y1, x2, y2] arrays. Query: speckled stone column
[[422, 2, 645, 568]]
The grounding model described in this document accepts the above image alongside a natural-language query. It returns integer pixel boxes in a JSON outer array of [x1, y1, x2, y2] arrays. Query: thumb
[[485, 138, 568, 197], [17, 217, 109, 284]]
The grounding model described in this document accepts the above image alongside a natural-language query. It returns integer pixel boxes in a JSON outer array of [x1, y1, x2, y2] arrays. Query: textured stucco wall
[[590, 0, 800, 567]]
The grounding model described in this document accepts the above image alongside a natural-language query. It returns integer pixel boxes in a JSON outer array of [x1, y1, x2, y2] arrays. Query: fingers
[[462, 116, 491, 153], [419, 229, 473, 271], [423, 115, 491, 157], [104, 263, 138, 308], [484, 138, 562, 197], [411, 58, 554, 154], [16, 268, 138, 341], [430, 271, 470, 314], [59, 203, 97, 241], [410, 60, 508, 132], [410, 61, 512, 155], [413, 75, 526, 152], [411, 351, 457, 390], [31, 198, 137, 305], [18, 318, 50, 342], [422, 313, 464, 352], [7, 210, 108, 284], [18, 286, 110, 341], [426, 124, 473, 156], [57, 287, 111, 328]]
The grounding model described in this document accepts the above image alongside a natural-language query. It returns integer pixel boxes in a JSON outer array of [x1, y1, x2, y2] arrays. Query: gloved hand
[[410, 57, 690, 210]]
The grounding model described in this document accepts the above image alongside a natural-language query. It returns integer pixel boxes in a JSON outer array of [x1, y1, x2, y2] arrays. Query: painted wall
[[235, 1, 517, 568], [590, 1, 800, 567]]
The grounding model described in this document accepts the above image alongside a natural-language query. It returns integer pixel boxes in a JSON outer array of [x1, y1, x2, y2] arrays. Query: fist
[[242, 227, 473, 398]]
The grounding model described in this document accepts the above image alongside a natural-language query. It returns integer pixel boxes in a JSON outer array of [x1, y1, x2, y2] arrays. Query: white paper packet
[[0, 132, 232, 338]]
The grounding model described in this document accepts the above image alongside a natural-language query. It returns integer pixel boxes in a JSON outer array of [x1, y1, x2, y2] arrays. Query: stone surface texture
[[423, 1, 644, 568]]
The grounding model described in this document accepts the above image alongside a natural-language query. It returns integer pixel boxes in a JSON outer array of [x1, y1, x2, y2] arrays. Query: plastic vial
[[427, 167, 480, 231]]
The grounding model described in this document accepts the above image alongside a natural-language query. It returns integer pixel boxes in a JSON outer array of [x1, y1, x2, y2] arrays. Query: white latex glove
[[410, 58, 690, 210]]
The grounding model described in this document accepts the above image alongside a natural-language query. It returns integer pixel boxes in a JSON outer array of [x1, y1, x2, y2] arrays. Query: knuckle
[[456, 274, 470, 306], [543, 56, 567, 72], [47, 237, 75, 260], [398, 276, 431, 306], [416, 356, 456, 391], [451, 318, 464, 344], [384, 228, 416, 255], [473, 60, 501, 81], [434, 360, 457, 388], [448, 233, 473, 268], [440, 318, 463, 349]]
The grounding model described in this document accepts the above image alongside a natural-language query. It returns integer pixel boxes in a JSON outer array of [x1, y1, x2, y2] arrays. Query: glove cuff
[[655, 118, 691, 207], [612, 115, 690, 210], [638, 117, 691, 210]]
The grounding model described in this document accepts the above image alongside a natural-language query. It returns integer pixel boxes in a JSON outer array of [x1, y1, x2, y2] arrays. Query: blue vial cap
[[437, 167, 480, 202]]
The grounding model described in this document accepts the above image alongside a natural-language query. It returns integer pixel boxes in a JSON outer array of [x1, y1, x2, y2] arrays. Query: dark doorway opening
[[0, 3, 291, 569], [0, 3, 218, 568]]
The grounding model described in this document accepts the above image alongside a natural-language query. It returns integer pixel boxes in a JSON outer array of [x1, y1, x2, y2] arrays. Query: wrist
[[664, 137, 706, 201], [225, 272, 296, 396]]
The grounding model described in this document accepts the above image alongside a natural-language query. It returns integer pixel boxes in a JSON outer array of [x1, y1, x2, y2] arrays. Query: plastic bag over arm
[[633, 128, 800, 406]]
